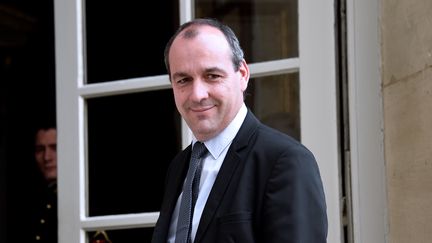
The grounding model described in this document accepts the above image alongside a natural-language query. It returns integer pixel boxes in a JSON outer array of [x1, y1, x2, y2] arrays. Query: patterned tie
[[175, 142, 208, 243]]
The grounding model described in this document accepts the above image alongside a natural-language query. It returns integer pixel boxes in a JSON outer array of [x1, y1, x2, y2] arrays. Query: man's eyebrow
[[172, 72, 189, 80], [171, 67, 228, 80], [205, 67, 227, 74]]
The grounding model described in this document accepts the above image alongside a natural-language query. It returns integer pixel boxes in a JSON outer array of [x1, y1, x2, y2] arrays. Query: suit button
[[46, 204, 52, 209], [40, 219, 45, 224], [36, 235, 41, 240]]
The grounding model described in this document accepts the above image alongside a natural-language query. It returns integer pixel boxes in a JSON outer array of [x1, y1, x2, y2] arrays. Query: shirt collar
[[193, 104, 247, 159]]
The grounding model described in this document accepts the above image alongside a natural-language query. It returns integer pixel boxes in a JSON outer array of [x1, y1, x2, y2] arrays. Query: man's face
[[35, 128, 57, 182], [169, 26, 249, 141]]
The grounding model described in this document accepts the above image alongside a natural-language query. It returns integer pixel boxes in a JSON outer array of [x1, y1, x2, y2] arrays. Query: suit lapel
[[194, 110, 260, 242], [166, 148, 191, 215], [194, 148, 241, 242], [156, 146, 192, 241]]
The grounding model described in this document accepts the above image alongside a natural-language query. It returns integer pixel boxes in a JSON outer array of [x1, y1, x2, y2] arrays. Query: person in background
[[31, 125, 57, 243], [151, 18, 327, 243]]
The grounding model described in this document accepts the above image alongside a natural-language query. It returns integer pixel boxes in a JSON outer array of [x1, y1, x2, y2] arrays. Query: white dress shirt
[[167, 104, 247, 243]]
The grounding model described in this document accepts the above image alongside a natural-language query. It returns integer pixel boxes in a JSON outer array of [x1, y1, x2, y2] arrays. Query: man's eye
[[207, 74, 221, 80], [177, 78, 190, 84], [35, 146, 44, 153]]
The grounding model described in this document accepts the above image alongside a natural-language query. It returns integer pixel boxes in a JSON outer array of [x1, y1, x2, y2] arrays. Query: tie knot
[[192, 142, 208, 159]]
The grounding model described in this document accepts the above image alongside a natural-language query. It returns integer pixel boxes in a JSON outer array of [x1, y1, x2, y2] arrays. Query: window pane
[[85, 1, 179, 83], [195, 0, 298, 62], [245, 73, 300, 141], [87, 90, 181, 216], [88, 228, 153, 243]]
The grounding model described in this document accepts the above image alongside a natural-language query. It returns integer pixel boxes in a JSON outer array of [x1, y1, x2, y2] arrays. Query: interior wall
[[382, 0, 432, 242]]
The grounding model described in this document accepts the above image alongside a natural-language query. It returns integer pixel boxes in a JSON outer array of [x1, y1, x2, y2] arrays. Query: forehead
[[172, 25, 228, 48], [170, 26, 231, 66]]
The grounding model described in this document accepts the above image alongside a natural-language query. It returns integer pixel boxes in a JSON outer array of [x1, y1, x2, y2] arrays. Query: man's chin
[[192, 125, 217, 141], [44, 172, 57, 182]]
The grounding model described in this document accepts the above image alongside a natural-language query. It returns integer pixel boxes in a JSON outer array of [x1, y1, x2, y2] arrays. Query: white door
[[54, 0, 342, 242]]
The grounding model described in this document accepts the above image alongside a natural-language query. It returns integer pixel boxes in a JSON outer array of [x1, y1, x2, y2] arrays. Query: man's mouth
[[191, 105, 214, 113]]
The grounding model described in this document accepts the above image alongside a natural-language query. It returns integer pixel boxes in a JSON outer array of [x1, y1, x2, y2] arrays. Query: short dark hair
[[164, 18, 244, 77], [33, 115, 56, 140]]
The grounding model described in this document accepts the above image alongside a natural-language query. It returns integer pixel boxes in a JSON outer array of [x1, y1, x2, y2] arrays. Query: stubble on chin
[[189, 118, 216, 141]]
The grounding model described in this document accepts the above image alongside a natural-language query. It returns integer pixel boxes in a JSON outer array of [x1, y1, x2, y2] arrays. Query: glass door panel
[[87, 228, 153, 242], [195, 0, 298, 62], [87, 90, 181, 216], [85, 1, 179, 83], [246, 72, 300, 140]]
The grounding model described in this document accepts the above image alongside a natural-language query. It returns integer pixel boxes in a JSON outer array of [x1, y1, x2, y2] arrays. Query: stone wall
[[382, 0, 432, 242]]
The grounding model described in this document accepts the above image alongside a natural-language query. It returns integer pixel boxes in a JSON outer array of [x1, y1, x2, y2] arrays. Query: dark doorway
[[1, 0, 56, 242]]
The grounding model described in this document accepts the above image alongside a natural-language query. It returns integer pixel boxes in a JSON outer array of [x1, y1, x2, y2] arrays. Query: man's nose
[[44, 148, 54, 161], [190, 80, 209, 101]]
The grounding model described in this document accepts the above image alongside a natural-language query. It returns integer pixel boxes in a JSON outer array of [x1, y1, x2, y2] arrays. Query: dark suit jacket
[[152, 111, 327, 243]]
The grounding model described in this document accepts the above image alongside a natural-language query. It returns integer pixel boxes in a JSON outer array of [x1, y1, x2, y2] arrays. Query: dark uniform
[[30, 182, 57, 243]]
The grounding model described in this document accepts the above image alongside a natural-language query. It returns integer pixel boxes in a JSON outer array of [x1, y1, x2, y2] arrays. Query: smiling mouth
[[191, 105, 214, 112], [44, 165, 56, 170]]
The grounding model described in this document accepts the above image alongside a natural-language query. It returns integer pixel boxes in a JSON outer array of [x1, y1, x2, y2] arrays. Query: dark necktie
[[175, 142, 208, 243]]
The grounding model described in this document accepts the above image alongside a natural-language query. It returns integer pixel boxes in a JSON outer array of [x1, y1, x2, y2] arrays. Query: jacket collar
[[195, 110, 260, 242]]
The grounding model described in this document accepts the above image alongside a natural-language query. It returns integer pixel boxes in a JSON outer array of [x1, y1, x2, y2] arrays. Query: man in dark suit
[[31, 125, 58, 243], [152, 18, 327, 243]]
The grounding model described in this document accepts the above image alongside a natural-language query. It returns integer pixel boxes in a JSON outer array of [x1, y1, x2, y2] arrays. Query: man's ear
[[239, 59, 250, 91]]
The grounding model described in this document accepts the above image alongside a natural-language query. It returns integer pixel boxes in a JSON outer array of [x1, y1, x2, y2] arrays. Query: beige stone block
[[383, 67, 432, 243], [382, 0, 432, 86]]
